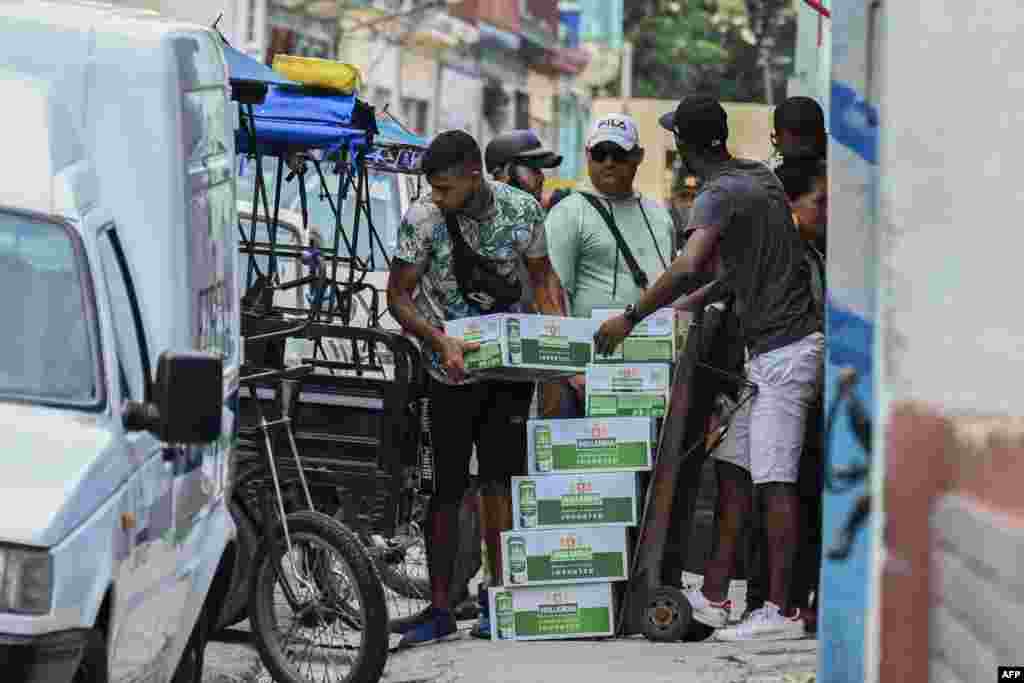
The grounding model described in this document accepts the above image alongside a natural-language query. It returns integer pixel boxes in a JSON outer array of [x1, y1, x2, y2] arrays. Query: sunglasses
[[590, 145, 634, 164]]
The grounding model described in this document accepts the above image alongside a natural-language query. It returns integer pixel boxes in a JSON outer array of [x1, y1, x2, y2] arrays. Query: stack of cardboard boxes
[[446, 309, 685, 641], [488, 308, 680, 641]]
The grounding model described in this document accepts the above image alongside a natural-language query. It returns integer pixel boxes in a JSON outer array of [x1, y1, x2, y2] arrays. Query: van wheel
[[73, 629, 108, 683], [171, 604, 209, 683]]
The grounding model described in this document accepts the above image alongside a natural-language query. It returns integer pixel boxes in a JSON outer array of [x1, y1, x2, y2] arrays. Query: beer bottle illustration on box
[[508, 536, 528, 584], [519, 479, 538, 528], [496, 592, 515, 640], [534, 425, 553, 472], [507, 318, 522, 365]]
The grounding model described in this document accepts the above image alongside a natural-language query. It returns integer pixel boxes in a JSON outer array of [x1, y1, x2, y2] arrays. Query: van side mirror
[[124, 351, 222, 443]]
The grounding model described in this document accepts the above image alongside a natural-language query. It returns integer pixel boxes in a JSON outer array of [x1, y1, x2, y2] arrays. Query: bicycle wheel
[[375, 524, 430, 602], [374, 489, 482, 610], [250, 510, 388, 683]]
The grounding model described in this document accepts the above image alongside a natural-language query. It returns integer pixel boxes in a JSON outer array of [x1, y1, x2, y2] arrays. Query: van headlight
[[0, 547, 52, 614]]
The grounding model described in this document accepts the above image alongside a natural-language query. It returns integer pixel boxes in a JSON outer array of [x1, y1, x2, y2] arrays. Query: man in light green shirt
[[543, 113, 675, 415]]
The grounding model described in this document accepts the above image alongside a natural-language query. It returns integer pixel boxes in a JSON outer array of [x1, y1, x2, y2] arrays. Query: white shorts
[[714, 332, 825, 484]]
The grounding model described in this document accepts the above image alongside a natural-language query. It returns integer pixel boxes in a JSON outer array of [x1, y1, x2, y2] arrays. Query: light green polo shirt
[[544, 185, 675, 318]]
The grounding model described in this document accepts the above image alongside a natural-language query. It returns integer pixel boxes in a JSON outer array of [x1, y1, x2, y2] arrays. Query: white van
[[0, 3, 239, 682]]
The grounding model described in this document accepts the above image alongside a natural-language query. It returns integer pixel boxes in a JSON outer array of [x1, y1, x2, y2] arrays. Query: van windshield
[[0, 211, 100, 406]]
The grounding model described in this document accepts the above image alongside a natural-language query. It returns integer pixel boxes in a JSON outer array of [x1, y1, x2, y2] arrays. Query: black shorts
[[428, 377, 535, 504]]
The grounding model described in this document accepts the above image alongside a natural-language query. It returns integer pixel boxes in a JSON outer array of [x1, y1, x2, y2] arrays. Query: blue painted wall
[[820, 1, 880, 680]]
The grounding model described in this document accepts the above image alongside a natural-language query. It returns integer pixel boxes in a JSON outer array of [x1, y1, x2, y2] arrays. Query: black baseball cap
[[659, 95, 729, 149], [773, 96, 825, 135]]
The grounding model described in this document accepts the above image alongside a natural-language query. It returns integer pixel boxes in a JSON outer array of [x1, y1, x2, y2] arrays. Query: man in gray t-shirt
[[689, 159, 820, 354], [595, 95, 823, 642]]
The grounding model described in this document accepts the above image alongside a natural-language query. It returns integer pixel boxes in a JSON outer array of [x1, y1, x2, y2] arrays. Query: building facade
[[108, 0, 625, 188]]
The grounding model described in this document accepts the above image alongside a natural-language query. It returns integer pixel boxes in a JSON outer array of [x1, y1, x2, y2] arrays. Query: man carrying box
[[387, 130, 565, 646], [542, 113, 675, 417]]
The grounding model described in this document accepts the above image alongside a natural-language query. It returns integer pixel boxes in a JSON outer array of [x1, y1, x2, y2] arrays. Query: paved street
[[204, 577, 818, 683]]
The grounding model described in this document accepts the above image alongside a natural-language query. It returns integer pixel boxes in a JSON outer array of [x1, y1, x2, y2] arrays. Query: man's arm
[[542, 201, 579, 311], [386, 259, 443, 350], [635, 224, 721, 317], [387, 259, 479, 383], [525, 254, 566, 316]]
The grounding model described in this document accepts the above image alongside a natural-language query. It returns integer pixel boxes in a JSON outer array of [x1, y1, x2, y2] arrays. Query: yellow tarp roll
[[272, 55, 364, 94]]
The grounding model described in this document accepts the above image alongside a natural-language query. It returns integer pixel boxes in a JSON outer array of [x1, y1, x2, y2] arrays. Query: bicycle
[[234, 361, 389, 683]]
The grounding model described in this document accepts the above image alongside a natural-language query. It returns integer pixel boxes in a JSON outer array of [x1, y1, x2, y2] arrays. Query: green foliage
[[615, 0, 797, 104]]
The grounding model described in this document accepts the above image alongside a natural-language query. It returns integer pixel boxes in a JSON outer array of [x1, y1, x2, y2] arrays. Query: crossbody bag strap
[[444, 212, 479, 297], [444, 212, 521, 310], [578, 192, 649, 291]]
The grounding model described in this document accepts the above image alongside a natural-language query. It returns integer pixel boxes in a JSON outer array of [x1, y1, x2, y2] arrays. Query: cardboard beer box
[[585, 364, 671, 418], [501, 527, 630, 587], [591, 307, 677, 363], [489, 582, 617, 641], [443, 314, 594, 377], [511, 472, 640, 529], [527, 417, 654, 474]]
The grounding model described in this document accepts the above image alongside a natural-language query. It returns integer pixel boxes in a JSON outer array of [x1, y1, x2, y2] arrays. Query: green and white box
[[591, 307, 677, 363], [501, 527, 630, 586], [489, 582, 617, 641], [512, 473, 640, 529], [528, 417, 654, 474], [444, 314, 594, 375], [586, 364, 671, 418]]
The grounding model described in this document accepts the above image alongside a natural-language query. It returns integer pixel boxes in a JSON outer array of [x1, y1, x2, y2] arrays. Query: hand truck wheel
[[643, 586, 692, 642]]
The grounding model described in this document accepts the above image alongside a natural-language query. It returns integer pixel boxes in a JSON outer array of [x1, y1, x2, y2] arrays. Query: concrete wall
[[882, 407, 1024, 681], [591, 98, 773, 202]]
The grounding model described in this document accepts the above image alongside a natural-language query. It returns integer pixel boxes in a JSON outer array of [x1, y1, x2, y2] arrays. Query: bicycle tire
[[250, 510, 388, 683], [376, 558, 430, 601], [374, 489, 482, 604]]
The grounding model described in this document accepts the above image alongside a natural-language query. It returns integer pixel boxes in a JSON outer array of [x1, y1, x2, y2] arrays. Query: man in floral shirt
[[387, 130, 564, 647]]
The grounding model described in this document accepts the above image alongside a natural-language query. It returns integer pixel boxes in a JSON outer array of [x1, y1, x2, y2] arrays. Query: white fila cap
[[586, 113, 640, 151]]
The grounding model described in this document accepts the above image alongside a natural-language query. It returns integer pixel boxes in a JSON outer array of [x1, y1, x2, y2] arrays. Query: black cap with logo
[[659, 95, 729, 150]]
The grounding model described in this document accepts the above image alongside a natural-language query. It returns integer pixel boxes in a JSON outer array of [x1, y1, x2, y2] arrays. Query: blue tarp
[[235, 84, 370, 156], [222, 42, 296, 88], [374, 118, 427, 148]]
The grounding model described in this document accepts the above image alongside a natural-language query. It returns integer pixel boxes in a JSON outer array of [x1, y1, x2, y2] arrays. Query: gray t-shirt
[[686, 158, 820, 356]]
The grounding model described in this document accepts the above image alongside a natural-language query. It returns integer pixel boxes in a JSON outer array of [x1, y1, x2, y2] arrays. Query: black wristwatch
[[624, 303, 643, 327]]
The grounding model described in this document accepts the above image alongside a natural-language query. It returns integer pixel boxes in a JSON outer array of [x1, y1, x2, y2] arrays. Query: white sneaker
[[714, 602, 805, 642], [683, 587, 731, 629]]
